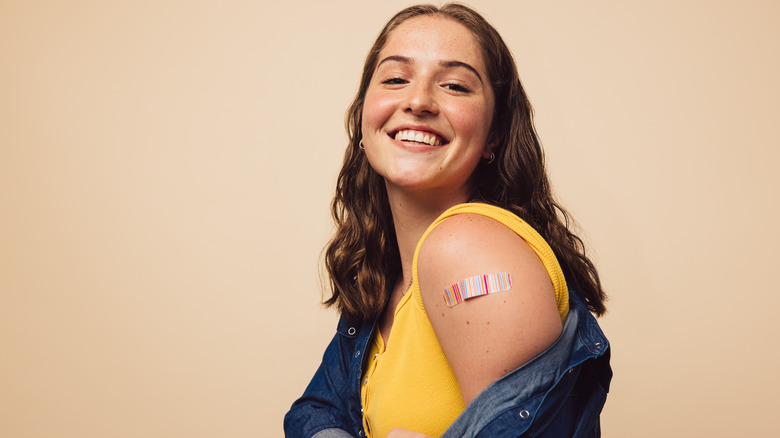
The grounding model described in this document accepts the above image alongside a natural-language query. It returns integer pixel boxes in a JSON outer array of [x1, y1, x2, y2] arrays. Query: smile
[[392, 129, 447, 147]]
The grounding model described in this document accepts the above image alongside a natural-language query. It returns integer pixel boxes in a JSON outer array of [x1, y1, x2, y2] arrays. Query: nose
[[404, 82, 438, 116]]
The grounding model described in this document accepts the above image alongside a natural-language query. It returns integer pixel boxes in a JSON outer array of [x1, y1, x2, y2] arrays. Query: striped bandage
[[442, 272, 512, 308]]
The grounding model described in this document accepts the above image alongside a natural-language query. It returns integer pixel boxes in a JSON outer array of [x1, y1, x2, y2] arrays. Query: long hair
[[324, 3, 607, 322]]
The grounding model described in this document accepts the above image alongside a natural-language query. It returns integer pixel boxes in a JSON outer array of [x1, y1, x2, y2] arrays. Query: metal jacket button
[[519, 409, 530, 419]]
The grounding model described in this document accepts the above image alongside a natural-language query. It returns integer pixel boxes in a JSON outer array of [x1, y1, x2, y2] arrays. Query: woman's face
[[361, 15, 495, 202]]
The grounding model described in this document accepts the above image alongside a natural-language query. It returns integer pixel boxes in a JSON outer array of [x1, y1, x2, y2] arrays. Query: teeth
[[393, 129, 443, 146]]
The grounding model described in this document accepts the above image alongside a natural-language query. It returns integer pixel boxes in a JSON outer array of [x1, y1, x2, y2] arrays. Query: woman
[[285, 4, 611, 437]]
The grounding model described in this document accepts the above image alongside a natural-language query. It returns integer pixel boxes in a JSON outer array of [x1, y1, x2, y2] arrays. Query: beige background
[[1, 0, 778, 436]]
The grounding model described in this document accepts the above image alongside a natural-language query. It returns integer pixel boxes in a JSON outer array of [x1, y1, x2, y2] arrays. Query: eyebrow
[[377, 55, 484, 84]]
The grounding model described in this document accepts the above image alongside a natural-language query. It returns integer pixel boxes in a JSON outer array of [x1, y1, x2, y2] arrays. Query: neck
[[385, 183, 471, 288]]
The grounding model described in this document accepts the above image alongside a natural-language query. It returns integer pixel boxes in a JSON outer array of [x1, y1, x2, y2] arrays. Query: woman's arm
[[417, 213, 563, 405]]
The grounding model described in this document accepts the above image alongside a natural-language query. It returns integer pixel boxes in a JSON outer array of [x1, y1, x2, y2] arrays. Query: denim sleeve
[[283, 317, 363, 438], [441, 292, 611, 438]]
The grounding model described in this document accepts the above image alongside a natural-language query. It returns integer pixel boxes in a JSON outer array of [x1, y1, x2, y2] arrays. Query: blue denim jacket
[[284, 290, 611, 438]]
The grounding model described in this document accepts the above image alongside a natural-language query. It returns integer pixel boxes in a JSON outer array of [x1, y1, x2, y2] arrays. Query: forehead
[[380, 15, 485, 69]]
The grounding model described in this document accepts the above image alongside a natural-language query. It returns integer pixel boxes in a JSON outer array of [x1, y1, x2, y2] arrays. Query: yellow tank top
[[360, 203, 569, 438]]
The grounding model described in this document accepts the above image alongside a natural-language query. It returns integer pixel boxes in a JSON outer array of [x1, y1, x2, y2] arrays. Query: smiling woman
[[284, 4, 611, 438]]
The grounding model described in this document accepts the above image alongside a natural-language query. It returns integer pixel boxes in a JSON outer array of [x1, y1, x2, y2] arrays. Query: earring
[[484, 152, 495, 164], [359, 140, 365, 150]]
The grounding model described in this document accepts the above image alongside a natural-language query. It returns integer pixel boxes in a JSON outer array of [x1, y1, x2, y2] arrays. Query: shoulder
[[416, 211, 564, 405], [417, 212, 548, 296]]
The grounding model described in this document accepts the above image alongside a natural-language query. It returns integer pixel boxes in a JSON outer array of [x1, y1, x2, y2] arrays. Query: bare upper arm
[[417, 213, 563, 405]]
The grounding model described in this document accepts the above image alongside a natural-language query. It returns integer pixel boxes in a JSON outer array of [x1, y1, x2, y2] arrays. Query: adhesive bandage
[[442, 272, 512, 308]]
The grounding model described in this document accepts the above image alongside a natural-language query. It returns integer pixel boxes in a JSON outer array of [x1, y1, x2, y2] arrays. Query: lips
[[391, 129, 448, 147]]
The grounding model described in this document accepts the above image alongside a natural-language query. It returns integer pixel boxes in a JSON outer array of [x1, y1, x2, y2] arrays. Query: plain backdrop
[[1, 0, 778, 436]]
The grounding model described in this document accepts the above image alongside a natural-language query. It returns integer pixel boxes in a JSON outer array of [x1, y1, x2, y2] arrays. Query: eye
[[381, 77, 408, 85], [443, 82, 470, 93]]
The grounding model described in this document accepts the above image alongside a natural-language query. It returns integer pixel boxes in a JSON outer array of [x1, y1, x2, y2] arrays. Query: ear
[[482, 132, 498, 159]]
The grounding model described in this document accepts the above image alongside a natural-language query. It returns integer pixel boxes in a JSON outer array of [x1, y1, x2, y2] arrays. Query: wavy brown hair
[[324, 3, 607, 322]]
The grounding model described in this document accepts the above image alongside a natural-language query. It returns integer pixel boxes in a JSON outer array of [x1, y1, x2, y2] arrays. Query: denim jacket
[[284, 290, 611, 438]]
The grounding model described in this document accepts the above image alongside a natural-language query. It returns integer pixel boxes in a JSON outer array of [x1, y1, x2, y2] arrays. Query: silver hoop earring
[[359, 140, 365, 150], [485, 152, 495, 164]]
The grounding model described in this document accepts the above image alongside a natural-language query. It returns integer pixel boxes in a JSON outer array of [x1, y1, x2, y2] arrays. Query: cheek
[[362, 89, 396, 133], [448, 100, 493, 140]]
